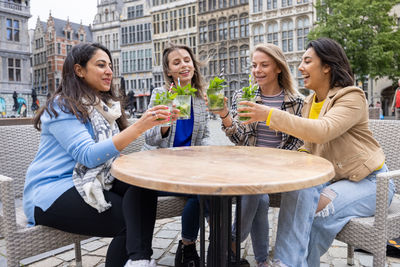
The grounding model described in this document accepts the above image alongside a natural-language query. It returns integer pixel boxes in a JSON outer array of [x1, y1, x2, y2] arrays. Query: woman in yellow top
[[239, 37, 395, 266]]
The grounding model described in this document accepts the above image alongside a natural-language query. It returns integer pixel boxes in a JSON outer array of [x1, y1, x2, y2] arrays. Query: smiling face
[[298, 47, 331, 92], [75, 49, 113, 92], [167, 49, 195, 87], [251, 50, 281, 92]]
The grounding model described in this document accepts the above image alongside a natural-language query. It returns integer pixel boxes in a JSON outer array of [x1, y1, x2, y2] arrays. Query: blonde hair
[[251, 43, 297, 95]]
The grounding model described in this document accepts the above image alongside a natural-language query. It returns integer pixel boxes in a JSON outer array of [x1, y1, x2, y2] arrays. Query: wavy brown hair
[[33, 43, 129, 131], [162, 44, 206, 97]]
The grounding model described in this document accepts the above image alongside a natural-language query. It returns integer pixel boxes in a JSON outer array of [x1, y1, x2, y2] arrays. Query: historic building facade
[[120, 0, 153, 112], [197, 0, 250, 106], [151, 0, 198, 90], [31, 15, 92, 95], [92, 0, 123, 91], [249, 0, 313, 95], [0, 0, 31, 117]]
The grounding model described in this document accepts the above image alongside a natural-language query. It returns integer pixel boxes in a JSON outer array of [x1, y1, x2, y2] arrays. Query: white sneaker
[[124, 259, 158, 267]]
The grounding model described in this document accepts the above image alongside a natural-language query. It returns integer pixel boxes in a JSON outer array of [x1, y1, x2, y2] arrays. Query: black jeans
[[34, 180, 157, 266]]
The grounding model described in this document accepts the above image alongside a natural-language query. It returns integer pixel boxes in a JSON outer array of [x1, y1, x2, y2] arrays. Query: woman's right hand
[[203, 93, 229, 117], [139, 105, 171, 130]]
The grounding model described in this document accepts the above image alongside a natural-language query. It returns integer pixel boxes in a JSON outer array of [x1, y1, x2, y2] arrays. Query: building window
[[229, 46, 238, 74], [240, 14, 249, 38], [6, 18, 20, 42], [188, 6, 196, 28], [208, 0, 216, 11], [282, 0, 293, 7], [267, 22, 278, 45], [199, 0, 206, 13], [229, 15, 239, 39], [218, 17, 228, 41], [296, 0, 308, 3], [208, 19, 217, 42], [208, 49, 217, 76], [219, 48, 227, 73], [8, 58, 21, 81], [199, 51, 207, 76], [153, 14, 160, 35], [136, 5, 143, 17], [282, 20, 294, 52], [267, 0, 277, 9], [240, 45, 249, 73], [297, 17, 309, 51], [161, 12, 168, 33], [66, 45, 72, 54], [105, 34, 110, 49], [253, 24, 264, 44], [66, 31, 71, 40], [130, 51, 136, 72], [122, 52, 128, 73], [253, 0, 262, 12], [199, 21, 207, 44], [114, 58, 119, 77], [170, 10, 177, 31], [178, 9, 185, 30], [80, 34, 84, 42], [57, 43, 61, 54], [219, 0, 227, 8]]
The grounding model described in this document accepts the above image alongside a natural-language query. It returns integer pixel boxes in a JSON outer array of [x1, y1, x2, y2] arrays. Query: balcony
[[0, 1, 30, 17]]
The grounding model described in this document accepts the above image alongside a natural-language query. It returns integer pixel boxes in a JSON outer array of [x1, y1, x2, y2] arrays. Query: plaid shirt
[[223, 88, 304, 151]]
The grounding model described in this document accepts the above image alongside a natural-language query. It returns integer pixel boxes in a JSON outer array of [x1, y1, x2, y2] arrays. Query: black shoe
[[175, 240, 200, 267], [230, 255, 250, 267]]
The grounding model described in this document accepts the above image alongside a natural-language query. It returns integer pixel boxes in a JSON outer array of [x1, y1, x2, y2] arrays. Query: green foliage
[[154, 91, 177, 105], [172, 84, 197, 96], [208, 76, 227, 95], [241, 74, 258, 99], [309, 0, 400, 82]]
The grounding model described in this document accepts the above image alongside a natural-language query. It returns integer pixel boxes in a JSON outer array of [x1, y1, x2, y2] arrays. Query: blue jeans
[[275, 164, 395, 267], [232, 194, 269, 263], [158, 191, 199, 242]]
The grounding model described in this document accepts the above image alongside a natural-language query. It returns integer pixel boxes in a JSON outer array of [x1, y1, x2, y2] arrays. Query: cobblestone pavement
[[2, 118, 400, 267]]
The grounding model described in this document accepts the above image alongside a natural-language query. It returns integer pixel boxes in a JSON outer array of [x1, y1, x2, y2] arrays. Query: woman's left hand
[[237, 101, 271, 125]]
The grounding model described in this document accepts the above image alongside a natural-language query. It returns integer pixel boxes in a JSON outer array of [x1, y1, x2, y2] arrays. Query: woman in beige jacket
[[239, 38, 395, 267]]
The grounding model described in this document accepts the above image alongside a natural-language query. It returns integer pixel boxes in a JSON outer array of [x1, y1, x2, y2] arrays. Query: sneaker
[[175, 240, 200, 267], [125, 259, 158, 267]]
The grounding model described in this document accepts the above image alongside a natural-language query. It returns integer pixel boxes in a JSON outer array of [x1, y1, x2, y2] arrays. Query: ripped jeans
[[307, 164, 395, 266], [274, 164, 395, 267]]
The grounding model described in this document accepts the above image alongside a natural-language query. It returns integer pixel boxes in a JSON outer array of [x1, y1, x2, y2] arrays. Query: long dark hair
[[162, 44, 206, 97], [307, 38, 354, 89], [34, 43, 129, 130]]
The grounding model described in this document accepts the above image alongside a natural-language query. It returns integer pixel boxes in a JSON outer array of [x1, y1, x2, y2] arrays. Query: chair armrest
[[0, 175, 18, 235], [374, 170, 400, 227]]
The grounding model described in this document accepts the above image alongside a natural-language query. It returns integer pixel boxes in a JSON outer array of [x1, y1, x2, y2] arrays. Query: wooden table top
[[111, 146, 335, 195]]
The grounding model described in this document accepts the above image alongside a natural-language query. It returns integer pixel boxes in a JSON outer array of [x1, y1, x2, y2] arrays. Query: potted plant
[[207, 76, 226, 111], [238, 75, 258, 121]]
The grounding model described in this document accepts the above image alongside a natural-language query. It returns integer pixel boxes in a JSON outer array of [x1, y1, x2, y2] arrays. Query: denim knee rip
[[315, 188, 337, 217]]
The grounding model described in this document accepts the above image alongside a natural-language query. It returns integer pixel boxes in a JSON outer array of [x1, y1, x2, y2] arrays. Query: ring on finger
[[151, 111, 156, 117]]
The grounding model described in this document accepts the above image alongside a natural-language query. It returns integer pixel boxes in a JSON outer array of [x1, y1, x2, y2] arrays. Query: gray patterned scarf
[[72, 99, 121, 213]]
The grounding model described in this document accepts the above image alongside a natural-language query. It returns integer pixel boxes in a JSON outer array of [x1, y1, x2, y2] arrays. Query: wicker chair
[[0, 124, 185, 267], [335, 119, 400, 266]]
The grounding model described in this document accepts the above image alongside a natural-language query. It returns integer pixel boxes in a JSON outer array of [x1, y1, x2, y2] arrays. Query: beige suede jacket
[[268, 86, 385, 182]]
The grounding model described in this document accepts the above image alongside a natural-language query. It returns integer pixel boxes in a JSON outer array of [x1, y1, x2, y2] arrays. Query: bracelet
[[220, 111, 230, 119]]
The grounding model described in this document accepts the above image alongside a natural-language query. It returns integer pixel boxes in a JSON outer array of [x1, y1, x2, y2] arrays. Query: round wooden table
[[111, 146, 335, 267]]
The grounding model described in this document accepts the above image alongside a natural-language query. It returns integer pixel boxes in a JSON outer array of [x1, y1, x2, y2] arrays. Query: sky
[[28, 0, 98, 29]]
